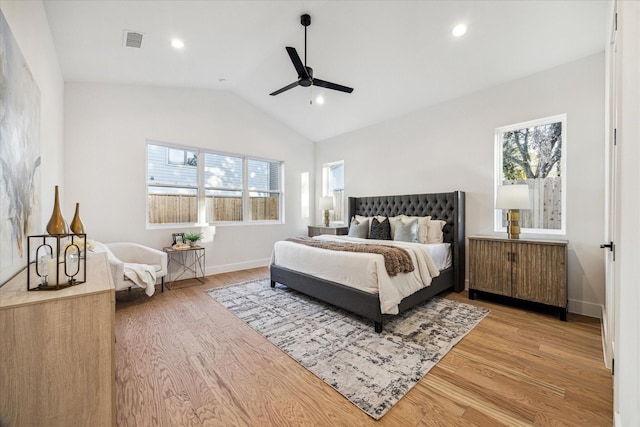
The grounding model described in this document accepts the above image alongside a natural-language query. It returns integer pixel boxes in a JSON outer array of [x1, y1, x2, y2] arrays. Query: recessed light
[[452, 24, 467, 37], [171, 39, 184, 49]]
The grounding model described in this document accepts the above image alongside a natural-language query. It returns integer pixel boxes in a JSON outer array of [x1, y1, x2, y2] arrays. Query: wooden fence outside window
[[148, 195, 279, 224]]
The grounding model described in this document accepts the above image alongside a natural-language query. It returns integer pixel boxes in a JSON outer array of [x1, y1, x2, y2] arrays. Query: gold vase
[[70, 202, 86, 235], [46, 186, 68, 235]]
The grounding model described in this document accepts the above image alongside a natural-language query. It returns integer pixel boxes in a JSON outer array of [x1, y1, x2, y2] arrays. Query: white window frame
[[494, 114, 567, 235], [146, 140, 284, 228], [322, 160, 345, 224]]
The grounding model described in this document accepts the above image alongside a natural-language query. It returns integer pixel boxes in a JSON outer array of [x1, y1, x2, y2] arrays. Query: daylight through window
[[495, 114, 566, 234], [147, 142, 283, 226], [322, 161, 345, 223]]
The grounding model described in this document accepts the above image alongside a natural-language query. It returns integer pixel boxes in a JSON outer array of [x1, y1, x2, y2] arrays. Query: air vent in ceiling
[[123, 30, 143, 48]]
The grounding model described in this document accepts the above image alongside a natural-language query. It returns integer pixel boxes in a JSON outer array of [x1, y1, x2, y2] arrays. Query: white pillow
[[427, 219, 447, 243]]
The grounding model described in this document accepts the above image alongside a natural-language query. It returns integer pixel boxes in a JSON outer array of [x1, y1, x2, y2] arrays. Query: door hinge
[[614, 128, 617, 146], [615, 13, 618, 32]]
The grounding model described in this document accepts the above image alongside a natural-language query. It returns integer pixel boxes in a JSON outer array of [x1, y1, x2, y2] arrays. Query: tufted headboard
[[347, 191, 465, 292]]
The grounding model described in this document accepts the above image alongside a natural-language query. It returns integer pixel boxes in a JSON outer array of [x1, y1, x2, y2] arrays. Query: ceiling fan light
[[452, 24, 467, 37], [171, 39, 184, 49], [316, 95, 325, 104]]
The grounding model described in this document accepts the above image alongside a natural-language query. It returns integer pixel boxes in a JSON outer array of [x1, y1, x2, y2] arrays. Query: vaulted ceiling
[[42, 1, 608, 141]]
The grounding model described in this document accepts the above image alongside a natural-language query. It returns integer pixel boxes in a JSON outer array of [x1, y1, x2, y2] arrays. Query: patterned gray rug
[[206, 279, 489, 419]]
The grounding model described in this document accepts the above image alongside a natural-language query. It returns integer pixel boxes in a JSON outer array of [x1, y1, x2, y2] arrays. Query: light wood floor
[[114, 268, 612, 426]]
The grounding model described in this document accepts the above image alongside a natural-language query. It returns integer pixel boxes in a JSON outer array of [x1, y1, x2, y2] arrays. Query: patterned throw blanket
[[286, 237, 414, 276]]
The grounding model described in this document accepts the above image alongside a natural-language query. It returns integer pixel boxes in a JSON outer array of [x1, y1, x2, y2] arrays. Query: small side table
[[163, 246, 205, 289], [308, 225, 349, 237]]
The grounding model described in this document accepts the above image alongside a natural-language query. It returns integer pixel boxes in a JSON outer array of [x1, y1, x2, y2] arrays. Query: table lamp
[[496, 184, 530, 239], [319, 196, 334, 227]]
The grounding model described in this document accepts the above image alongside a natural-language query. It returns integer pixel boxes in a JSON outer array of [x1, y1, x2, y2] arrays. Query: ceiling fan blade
[[269, 80, 301, 96], [313, 78, 354, 93], [286, 47, 309, 79]]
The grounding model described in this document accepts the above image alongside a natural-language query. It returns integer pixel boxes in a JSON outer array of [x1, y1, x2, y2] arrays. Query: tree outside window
[[495, 114, 566, 234]]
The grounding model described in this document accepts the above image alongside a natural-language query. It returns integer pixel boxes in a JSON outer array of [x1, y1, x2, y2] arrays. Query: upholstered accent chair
[[101, 242, 167, 295]]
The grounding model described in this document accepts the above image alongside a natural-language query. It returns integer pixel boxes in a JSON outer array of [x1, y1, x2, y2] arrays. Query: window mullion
[[197, 150, 205, 224], [243, 157, 249, 222]]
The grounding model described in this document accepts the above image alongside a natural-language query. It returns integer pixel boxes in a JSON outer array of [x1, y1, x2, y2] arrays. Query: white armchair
[[99, 242, 168, 295]]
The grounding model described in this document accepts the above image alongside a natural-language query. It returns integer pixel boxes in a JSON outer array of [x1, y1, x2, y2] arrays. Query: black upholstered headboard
[[347, 191, 465, 292]]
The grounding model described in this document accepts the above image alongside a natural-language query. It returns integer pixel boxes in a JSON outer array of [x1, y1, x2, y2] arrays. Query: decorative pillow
[[427, 219, 447, 243], [394, 218, 418, 242], [355, 214, 400, 238], [355, 214, 371, 235], [348, 217, 369, 239], [369, 217, 392, 240], [386, 215, 402, 239], [401, 215, 431, 244]]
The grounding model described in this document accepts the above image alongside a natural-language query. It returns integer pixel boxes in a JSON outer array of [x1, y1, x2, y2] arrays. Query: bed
[[270, 191, 465, 332]]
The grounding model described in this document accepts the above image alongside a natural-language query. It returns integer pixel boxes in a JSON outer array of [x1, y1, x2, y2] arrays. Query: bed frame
[[270, 191, 465, 332]]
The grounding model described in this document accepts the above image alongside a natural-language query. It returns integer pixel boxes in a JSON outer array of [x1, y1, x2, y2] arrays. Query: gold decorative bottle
[[46, 186, 68, 235], [70, 202, 86, 235]]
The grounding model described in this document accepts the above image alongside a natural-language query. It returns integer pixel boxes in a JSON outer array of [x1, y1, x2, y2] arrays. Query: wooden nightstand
[[308, 225, 349, 237], [468, 235, 568, 320]]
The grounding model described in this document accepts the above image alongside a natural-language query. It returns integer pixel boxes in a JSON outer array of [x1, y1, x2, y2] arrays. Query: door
[[469, 239, 511, 296], [512, 242, 566, 307], [602, 5, 618, 371]]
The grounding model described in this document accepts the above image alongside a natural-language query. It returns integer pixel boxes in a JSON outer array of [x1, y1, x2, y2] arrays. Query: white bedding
[[270, 235, 450, 315]]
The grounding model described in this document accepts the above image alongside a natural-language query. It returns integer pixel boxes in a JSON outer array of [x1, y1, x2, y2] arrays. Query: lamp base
[[506, 209, 521, 239], [324, 210, 330, 227]]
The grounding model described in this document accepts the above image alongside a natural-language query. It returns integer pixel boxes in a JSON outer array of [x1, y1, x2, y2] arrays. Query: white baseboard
[[601, 306, 613, 370], [205, 259, 270, 276], [567, 299, 602, 318]]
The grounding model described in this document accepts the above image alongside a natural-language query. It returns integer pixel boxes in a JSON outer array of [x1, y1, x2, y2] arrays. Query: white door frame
[[602, 0, 618, 371]]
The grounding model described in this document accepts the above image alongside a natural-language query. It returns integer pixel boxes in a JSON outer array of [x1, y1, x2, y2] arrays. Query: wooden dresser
[[468, 236, 568, 320], [0, 252, 116, 426]]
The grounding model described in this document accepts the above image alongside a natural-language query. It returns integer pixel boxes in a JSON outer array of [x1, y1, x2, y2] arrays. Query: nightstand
[[308, 225, 348, 237], [468, 236, 568, 320]]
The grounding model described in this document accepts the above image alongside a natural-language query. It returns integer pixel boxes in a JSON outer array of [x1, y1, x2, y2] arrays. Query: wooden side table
[[308, 225, 349, 237], [468, 236, 568, 320], [163, 246, 205, 288]]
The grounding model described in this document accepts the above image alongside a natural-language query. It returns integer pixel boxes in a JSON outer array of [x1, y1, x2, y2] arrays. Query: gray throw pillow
[[348, 218, 369, 238], [394, 218, 418, 242]]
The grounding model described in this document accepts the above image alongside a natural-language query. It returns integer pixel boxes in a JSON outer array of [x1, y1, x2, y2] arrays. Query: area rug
[[206, 279, 489, 419]]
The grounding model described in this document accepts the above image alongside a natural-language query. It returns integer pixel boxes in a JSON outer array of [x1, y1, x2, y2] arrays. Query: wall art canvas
[[0, 9, 42, 285]]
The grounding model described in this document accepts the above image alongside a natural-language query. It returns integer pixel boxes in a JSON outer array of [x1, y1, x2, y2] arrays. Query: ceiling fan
[[270, 14, 354, 97]]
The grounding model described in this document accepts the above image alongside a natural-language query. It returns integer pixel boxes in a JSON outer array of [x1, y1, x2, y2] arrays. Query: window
[[322, 161, 345, 223], [147, 141, 283, 226], [167, 148, 197, 166], [494, 114, 566, 234]]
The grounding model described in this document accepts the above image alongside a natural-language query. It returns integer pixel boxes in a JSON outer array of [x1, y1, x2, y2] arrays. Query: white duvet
[[270, 235, 449, 315]]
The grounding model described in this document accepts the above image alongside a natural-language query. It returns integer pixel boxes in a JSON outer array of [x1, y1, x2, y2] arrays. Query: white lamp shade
[[496, 185, 530, 209], [319, 196, 334, 211]]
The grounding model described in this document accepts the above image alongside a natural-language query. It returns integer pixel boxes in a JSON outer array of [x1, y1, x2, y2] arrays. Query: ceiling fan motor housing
[[300, 67, 313, 86]]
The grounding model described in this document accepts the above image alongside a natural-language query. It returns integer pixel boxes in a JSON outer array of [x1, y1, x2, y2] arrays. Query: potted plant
[[184, 232, 202, 247]]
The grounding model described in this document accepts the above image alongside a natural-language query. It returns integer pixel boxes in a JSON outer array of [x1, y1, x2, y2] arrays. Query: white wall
[[64, 83, 314, 274], [0, 0, 64, 283], [316, 53, 605, 317]]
